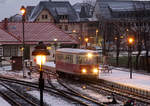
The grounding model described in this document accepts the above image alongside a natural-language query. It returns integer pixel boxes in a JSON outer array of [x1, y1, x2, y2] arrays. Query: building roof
[[0, 27, 22, 44], [56, 48, 98, 54], [73, 3, 94, 17], [9, 14, 22, 22], [95, 0, 150, 20], [28, 1, 79, 22], [73, 3, 94, 22], [0, 22, 78, 45], [26, 6, 35, 20]]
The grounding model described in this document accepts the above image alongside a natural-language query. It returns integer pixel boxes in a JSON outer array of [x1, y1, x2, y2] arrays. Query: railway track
[[0, 81, 38, 106], [0, 76, 103, 106], [28, 66, 150, 105], [45, 71, 106, 106], [85, 79, 150, 105]]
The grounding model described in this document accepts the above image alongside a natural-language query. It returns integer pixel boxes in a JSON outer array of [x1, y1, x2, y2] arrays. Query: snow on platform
[[43, 62, 56, 68], [99, 68, 150, 91]]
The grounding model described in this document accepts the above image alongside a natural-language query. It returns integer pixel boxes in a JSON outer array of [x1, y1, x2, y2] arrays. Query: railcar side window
[[77, 56, 82, 64], [57, 54, 64, 62], [65, 55, 73, 63]]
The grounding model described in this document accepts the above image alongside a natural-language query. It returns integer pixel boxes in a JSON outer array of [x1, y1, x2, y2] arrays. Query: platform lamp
[[127, 36, 135, 79], [84, 37, 89, 49], [32, 41, 50, 106], [20, 5, 26, 78]]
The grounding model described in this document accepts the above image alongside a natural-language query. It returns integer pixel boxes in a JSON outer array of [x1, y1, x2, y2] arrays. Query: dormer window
[[59, 15, 68, 20]]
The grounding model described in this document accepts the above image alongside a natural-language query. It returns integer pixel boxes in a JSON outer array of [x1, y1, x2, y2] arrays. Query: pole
[[96, 31, 97, 45], [39, 64, 44, 106], [86, 42, 87, 49], [22, 15, 26, 78], [96, 30, 98, 46], [129, 45, 132, 79], [54, 42, 57, 63]]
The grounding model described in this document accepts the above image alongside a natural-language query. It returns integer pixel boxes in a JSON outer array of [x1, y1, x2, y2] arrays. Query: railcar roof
[[56, 48, 98, 54]]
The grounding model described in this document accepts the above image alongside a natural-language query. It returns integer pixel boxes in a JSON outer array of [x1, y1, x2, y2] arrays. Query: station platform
[[99, 67, 150, 92]]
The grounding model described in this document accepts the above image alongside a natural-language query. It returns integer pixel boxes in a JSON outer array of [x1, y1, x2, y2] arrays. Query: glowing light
[[85, 38, 88, 42], [72, 30, 76, 33], [36, 55, 46, 65], [120, 36, 124, 39], [126, 29, 129, 32], [54, 38, 57, 41], [93, 68, 98, 74], [96, 29, 99, 33], [82, 69, 87, 74], [47, 46, 51, 50], [82, 85, 86, 89], [114, 37, 117, 40], [20, 6, 26, 16], [128, 37, 134, 44], [20, 47, 24, 51], [87, 53, 93, 58]]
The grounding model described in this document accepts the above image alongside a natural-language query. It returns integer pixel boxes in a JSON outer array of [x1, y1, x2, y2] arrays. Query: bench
[[101, 65, 112, 73]]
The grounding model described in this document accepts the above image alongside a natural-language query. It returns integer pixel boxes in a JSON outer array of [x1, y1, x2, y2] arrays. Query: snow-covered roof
[[56, 48, 98, 54], [29, 1, 79, 22], [56, 7, 68, 15], [108, 2, 134, 12], [73, 3, 94, 18], [0, 22, 78, 45], [95, 0, 150, 19]]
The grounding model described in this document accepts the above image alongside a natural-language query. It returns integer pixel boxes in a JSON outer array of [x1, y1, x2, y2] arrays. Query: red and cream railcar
[[55, 48, 100, 78]]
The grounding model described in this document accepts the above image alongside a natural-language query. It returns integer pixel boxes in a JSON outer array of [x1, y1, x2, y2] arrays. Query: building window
[[42, 14, 48, 19], [59, 15, 68, 20], [3, 46, 18, 57], [65, 25, 68, 31], [0, 47, 3, 56]]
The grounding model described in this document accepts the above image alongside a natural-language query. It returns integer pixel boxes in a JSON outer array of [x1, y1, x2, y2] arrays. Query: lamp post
[[127, 36, 134, 79], [96, 29, 98, 46], [32, 41, 50, 106], [84, 38, 88, 49], [53, 38, 57, 63], [20, 6, 26, 78]]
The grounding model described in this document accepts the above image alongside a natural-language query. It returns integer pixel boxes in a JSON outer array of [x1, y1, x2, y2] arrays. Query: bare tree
[[132, 2, 145, 70]]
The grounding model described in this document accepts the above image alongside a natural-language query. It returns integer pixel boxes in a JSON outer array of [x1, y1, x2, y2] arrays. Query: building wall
[[35, 9, 54, 22], [33, 9, 98, 47]]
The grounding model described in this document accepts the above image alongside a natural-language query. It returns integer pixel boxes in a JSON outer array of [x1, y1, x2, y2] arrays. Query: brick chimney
[[3, 18, 8, 30]]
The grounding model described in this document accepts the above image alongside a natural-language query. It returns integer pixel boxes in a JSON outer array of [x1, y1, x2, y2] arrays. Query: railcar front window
[[77, 55, 100, 65]]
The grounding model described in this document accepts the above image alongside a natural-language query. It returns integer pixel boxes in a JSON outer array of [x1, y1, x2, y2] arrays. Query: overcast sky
[[0, 0, 82, 21]]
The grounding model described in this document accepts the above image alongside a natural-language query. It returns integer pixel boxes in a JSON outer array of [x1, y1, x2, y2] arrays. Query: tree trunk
[[146, 50, 150, 72], [135, 44, 141, 70], [116, 38, 120, 66]]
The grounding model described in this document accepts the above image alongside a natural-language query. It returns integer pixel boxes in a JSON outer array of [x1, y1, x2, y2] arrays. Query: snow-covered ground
[[0, 97, 10, 106], [28, 90, 75, 106], [99, 68, 150, 91], [43, 61, 150, 91], [0, 62, 150, 106]]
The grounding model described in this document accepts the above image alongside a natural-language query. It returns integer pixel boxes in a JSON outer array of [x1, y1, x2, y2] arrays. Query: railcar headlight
[[81, 69, 87, 74], [93, 68, 98, 74]]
